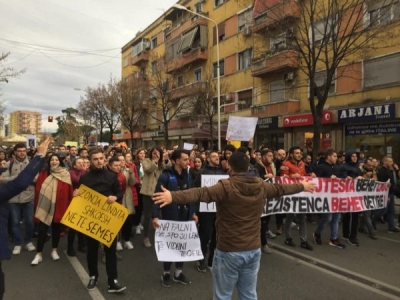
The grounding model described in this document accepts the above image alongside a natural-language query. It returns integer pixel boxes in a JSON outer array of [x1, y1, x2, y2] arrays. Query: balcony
[[251, 49, 299, 77], [252, 0, 300, 33], [251, 99, 299, 117], [131, 51, 149, 66], [167, 48, 208, 73], [170, 81, 207, 100]]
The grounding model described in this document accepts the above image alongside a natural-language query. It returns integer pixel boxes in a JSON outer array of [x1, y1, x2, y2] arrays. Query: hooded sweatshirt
[[338, 150, 362, 179], [169, 173, 304, 252]]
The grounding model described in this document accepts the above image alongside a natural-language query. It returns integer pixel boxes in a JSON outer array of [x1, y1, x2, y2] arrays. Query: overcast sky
[[0, 0, 177, 132]]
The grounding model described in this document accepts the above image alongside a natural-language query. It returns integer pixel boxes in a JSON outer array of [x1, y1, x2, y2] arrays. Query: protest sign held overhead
[[199, 174, 229, 212], [154, 220, 203, 262], [226, 116, 258, 141], [61, 185, 129, 247]]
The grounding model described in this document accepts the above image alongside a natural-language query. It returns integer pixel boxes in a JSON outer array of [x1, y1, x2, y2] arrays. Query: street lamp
[[172, 4, 222, 150]]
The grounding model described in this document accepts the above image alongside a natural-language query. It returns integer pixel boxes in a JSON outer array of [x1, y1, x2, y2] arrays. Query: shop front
[[141, 131, 165, 149], [112, 132, 142, 149], [283, 111, 340, 153], [254, 116, 284, 150], [339, 103, 400, 162]]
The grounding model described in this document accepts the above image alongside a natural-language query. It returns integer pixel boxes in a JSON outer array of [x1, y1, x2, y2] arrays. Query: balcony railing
[[131, 51, 149, 66], [167, 48, 208, 73], [170, 81, 208, 100], [252, 0, 300, 33], [251, 49, 299, 77], [251, 99, 299, 117]]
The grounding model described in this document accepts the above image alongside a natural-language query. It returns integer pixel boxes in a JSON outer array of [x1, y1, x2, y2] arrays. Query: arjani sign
[[338, 104, 395, 123]]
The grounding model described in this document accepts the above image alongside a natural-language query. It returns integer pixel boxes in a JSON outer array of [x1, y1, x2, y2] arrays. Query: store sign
[[283, 111, 332, 127], [338, 104, 395, 123], [256, 116, 279, 130], [141, 131, 165, 138], [345, 122, 400, 136]]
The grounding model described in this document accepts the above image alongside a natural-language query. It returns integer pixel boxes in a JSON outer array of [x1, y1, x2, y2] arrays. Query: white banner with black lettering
[[154, 220, 203, 262], [199, 174, 229, 212]]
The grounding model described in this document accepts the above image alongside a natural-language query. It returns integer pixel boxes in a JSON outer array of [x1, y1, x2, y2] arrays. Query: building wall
[[9, 111, 42, 136]]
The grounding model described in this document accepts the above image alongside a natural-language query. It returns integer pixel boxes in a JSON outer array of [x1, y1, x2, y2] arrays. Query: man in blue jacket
[[152, 149, 197, 288], [0, 137, 50, 300]]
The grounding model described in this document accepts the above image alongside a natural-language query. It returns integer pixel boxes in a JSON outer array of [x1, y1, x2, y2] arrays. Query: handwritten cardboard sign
[[61, 185, 129, 247], [226, 116, 258, 141], [154, 220, 203, 262], [199, 175, 229, 212]]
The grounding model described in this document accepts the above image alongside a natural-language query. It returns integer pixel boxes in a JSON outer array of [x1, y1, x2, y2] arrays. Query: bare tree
[[254, 0, 395, 158], [118, 76, 149, 148], [0, 52, 26, 83]]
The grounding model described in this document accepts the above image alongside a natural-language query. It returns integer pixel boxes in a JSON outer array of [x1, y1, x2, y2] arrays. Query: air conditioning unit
[[243, 25, 251, 37], [284, 72, 295, 81]]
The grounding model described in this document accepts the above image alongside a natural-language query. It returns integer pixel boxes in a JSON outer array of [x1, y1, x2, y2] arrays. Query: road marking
[[376, 236, 400, 243], [64, 250, 106, 300], [270, 242, 400, 299]]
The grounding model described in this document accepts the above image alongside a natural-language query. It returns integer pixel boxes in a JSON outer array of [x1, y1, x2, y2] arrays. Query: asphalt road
[[3, 220, 400, 300]]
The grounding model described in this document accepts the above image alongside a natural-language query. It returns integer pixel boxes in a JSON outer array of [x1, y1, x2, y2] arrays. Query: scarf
[[35, 167, 72, 225]]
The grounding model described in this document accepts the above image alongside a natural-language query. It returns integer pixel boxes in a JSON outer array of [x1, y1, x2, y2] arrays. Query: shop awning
[[192, 124, 228, 140]]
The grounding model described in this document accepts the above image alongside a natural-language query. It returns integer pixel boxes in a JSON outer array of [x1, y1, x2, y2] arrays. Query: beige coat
[[140, 158, 163, 196], [122, 168, 136, 214]]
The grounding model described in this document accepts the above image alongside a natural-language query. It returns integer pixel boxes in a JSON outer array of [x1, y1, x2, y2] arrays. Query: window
[[194, 68, 202, 82], [308, 18, 336, 44], [368, 2, 400, 26], [313, 71, 335, 96], [131, 39, 150, 57], [270, 81, 286, 103], [364, 52, 400, 88], [238, 9, 252, 31], [215, 0, 226, 7], [238, 89, 252, 110], [238, 49, 252, 70], [165, 38, 181, 61], [179, 27, 199, 53], [270, 33, 287, 53], [151, 36, 158, 49], [123, 56, 129, 67], [151, 61, 157, 75], [195, 2, 202, 13], [163, 27, 171, 41], [213, 22, 226, 45], [177, 75, 184, 87], [213, 59, 225, 78]]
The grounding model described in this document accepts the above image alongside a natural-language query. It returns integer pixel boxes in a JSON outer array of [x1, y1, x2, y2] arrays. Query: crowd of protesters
[[0, 140, 399, 298]]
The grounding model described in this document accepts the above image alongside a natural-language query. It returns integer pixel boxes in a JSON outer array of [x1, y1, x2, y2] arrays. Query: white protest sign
[[26, 135, 37, 148], [226, 116, 258, 141], [154, 220, 203, 262], [200, 175, 229, 212], [183, 142, 195, 150]]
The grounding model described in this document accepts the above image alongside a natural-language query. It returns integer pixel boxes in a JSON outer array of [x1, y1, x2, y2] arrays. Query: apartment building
[[9, 110, 42, 136], [120, 0, 400, 160]]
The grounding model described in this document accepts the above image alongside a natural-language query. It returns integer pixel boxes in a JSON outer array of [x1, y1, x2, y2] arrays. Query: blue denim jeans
[[315, 213, 341, 240], [9, 201, 34, 245], [212, 248, 261, 300], [373, 193, 395, 231]]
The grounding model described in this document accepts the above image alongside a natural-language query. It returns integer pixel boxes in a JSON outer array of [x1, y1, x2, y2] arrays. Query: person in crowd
[[358, 158, 378, 239], [78, 148, 125, 293], [140, 147, 164, 248], [304, 154, 313, 174], [336, 151, 346, 165], [82, 158, 90, 170], [253, 149, 261, 163], [254, 149, 277, 254], [237, 147, 259, 177], [152, 149, 197, 287], [220, 144, 236, 173], [133, 149, 145, 235], [0, 149, 7, 162], [65, 146, 78, 170], [313, 149, 346, 249], [274, 149, 287, 234], [0, 138, 50, 300], [373, 156, 400, 233], [281, 146, 315, 251], [31, 153, 73, 265], [194, 150, 224, 272], [1, 143, 37, 255], [152, 151, 316, 300], [188, 149, 196, 168], [189, 155, 203, 182], [67, 158, 88, 256], [78, 148, 88, 159], [338, 150, 363, 246]]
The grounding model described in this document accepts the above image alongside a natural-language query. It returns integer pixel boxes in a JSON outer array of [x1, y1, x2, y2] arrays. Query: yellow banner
[[230, 140, 241, 149], [61, 185, 128, 247]]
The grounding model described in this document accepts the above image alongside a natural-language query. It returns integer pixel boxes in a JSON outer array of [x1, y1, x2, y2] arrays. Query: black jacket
[[79, 167, 123, 201], [338, 150, 362, 179], [377, 166, 397, 194], [315, 160, 339, 178], [193, 164, 225, 188]]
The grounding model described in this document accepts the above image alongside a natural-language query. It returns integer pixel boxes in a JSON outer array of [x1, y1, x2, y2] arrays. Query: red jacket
[[34, 170, 74, 223], [129, 163, 140, 206], [281, 159, 308, 177]]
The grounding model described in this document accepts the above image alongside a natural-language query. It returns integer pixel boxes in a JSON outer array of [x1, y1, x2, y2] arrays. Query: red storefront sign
[[283, 111, 332, 127]]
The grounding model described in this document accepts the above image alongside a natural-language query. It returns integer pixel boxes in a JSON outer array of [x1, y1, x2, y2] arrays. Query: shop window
[[364, 52, 400, 88]]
